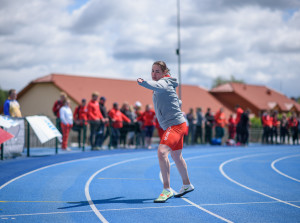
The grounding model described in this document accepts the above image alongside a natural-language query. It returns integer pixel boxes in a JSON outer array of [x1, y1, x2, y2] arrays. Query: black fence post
[[26, 119, 30, 157], [1, 142, 3, 161], [1, 126, 3, 160]]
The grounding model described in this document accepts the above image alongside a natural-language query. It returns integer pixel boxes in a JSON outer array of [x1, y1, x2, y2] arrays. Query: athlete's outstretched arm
[[137, 78, 168, 92]]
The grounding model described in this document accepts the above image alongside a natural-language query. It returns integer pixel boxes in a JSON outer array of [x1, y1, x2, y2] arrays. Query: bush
[[250, 117, 262, 128]]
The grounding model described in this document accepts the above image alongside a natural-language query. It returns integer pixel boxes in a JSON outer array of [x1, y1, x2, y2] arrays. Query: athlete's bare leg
[[171, 149, 191, 185], [157, 144, 171, 188]]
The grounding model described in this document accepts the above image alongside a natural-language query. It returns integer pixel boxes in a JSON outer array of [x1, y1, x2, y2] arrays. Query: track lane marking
[[160, 152, 237, 223], [271, 154, 300, 183], [98, 178, 155, 180], [0, 153, 130, 190], [2, 200, 300, 218], [219, 153, 300, 209], [85, 155, 156, 223]]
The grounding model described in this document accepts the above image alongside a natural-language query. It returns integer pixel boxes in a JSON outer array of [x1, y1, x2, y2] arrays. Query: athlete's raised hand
[[137, 78, 144, 83]]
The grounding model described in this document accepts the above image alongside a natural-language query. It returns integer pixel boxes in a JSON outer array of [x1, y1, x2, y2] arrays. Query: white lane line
[[85, 155, 156, 223], [0, 153, 127, 190], [219, 153, 300, 209], [2, 200, 300, 218], [271, 154, 300, 183], [160, 152, 236, 223], [98, 178, 155, 180]]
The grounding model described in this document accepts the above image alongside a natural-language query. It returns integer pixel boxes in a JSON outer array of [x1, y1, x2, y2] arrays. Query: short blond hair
[[92, 91, 99, 97], [60, 92, 67, 97]]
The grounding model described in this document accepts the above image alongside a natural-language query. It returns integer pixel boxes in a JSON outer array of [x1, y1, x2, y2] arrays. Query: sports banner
[[3, 118, 25, 157], [0, 128, 14, 144], [0, 115, 20, 128], [26, 116, 62, 144]]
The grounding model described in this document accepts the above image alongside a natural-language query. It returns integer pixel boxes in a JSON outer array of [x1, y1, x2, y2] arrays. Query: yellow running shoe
[[154, 189, 173, 203]]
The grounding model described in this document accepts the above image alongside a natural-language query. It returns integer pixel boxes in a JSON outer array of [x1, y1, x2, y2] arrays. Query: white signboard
[[3, 119, 25, 157], [0, 115, 20, 128], [26, 116, 62, 144]]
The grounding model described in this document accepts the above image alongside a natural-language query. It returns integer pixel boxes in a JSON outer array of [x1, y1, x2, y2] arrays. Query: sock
[[164, 188, 171, 192]]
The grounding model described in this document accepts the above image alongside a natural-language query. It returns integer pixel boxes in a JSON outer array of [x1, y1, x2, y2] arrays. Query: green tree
[[212, 75, 245, 88], [0, 87, 8, 111]]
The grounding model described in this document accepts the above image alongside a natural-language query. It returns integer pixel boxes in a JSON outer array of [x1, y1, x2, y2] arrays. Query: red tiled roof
[[28, 73, 230, 115], [211, 82, 300, 112]]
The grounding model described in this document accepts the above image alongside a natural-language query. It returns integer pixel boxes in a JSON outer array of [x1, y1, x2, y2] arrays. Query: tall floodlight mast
[[176, 0, 182, 100]]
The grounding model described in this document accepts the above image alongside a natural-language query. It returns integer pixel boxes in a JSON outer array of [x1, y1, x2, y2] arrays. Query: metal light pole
[[176, 0, 182, 100]]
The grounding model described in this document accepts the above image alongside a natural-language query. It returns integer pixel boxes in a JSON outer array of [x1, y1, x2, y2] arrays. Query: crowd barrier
[[0, 115, 296, 160]]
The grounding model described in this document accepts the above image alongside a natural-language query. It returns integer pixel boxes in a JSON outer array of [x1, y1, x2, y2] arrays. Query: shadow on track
[[58, 197, 154, 209]]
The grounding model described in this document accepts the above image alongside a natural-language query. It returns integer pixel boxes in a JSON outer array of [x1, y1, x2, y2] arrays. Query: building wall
[[18, 83, 78, 118], [211, 92, 259, 116]]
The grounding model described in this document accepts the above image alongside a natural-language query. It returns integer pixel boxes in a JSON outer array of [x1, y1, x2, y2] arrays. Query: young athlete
[[137, 61, 194, 203]]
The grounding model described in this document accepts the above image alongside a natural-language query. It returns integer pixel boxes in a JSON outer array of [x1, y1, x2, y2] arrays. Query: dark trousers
[[291, 127, 299, 145], [134, 122, 144, 147], [240, 127, 249, 145], [74, 124, 87, 148], [96, 123, 105, 147], [205, 125, 212, 144], [89, 121, 101, 148], [215, 126, 224, 139], [280, 127, 289, 144], [270, 127, 278, 144], [111, 127, 120, 148], [194, 125, 203, 144], [236, 123, 242, 143], [119, 126, 128, 146], [262, 126, 271, 144]]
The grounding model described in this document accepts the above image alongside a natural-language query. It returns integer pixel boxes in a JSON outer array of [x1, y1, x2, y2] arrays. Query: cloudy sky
[[0, 0, 299, 97]]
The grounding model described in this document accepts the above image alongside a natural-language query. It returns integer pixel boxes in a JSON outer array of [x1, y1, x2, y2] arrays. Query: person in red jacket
[[52, 92, 67, 132], [142, 104, 156, 149], [214, 107, 226, 143], [261, 111, 273, 144], [87, 92, 106, 150], [134, 102, 145, 148], [227, 114, 236, 140], [280, 113, 289, 144], [108, 102, 131, 148], [271, 111, 279, 144], [289, 112, 299, 145], [73, 98, 88, 148]]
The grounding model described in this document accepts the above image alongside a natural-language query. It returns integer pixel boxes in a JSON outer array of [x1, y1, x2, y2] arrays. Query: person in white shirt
[[59, 99, 73, 151]]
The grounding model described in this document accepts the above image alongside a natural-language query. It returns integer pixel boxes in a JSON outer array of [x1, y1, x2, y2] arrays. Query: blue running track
[[0, 145, 300, 222]]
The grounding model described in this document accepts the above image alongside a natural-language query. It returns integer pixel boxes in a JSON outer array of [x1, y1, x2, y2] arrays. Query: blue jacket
[[3, 99, 10, 116], [138, 76, 186, 130]]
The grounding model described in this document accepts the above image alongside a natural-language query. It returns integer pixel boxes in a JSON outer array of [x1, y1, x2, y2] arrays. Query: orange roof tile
[[211, 82, 300, 112], [29, 74, 230, 115]]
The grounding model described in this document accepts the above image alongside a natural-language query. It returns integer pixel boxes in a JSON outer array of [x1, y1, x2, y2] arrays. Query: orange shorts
[[160, 122, 187, 151]]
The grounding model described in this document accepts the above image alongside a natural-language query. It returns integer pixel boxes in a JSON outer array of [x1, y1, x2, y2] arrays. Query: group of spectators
[[52, 91, 159, 151], [185, 105, 251, 146], [2, 89, 299, 150], [185, 105, 299, 146], [261, 110, 299, 145]]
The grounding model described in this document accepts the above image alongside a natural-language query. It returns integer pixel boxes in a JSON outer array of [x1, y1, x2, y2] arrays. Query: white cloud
[[0, 0, 299, 97]]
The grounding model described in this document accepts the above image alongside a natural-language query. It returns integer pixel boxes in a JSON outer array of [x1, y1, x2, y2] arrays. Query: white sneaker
[[174, 184, 194, 197]]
